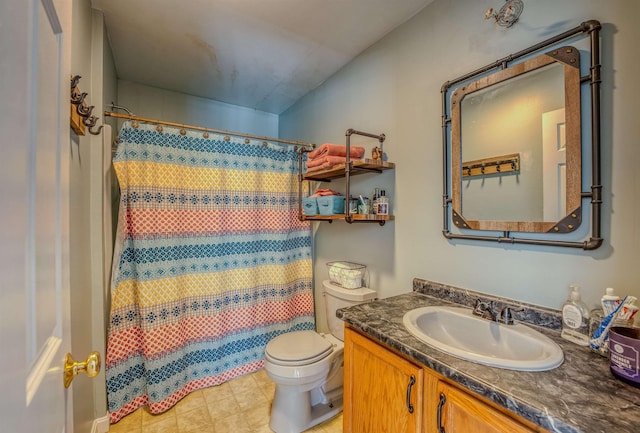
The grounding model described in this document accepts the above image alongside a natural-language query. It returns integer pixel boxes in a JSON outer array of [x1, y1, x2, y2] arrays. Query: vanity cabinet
[[345, 326, 548, 433], [344, 327, 423, 433], [424, 373, 544, 433]]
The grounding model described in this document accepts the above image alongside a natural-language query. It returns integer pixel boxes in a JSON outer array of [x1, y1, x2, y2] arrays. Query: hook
[[88, 124, 104, 136], [76, 104, 94, 117], [83, 115, 98, 128], [82, 115, 103, 135], [71, 91, 88, 106], [70, 75, 82, 90]]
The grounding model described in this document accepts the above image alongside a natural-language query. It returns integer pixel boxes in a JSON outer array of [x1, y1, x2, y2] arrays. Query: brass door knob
[[63, 351, 101, 388]]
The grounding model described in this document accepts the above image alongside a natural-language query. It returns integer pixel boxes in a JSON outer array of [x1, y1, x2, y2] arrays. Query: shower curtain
[[106, 121, 314, 423]]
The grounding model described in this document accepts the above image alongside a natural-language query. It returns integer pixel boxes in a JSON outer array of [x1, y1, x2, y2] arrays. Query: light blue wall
[[117, 80, 278, 137], [280, 0, 640, 331]]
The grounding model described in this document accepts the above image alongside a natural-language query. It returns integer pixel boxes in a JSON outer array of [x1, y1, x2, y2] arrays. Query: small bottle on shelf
[[372, 188, 380, 214], [378, 190, 389, 215]]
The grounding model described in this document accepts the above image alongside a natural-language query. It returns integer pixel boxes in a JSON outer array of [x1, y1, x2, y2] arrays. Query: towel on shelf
[[308, 143, 366, 160], [309, 188, 342, 198], [306, 162, 341, 172], [306, 155, 347, 168]]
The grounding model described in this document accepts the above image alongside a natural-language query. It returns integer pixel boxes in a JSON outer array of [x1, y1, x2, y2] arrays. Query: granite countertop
[[336, 279, 640, 433]]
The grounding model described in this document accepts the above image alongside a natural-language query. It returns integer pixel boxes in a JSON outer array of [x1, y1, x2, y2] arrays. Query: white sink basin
[[403, 306, 563, 371]]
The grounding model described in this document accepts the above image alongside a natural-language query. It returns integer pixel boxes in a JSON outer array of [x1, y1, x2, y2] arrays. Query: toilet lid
[[265, 331, 333, 365]]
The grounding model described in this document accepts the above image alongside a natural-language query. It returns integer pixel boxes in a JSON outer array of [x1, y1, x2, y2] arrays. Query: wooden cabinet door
[[344, 327, 423, 433], [434, 381, 536, 433]]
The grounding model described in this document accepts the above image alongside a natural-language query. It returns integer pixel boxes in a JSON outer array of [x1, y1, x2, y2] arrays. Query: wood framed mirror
[[441, 20, 602, 250]]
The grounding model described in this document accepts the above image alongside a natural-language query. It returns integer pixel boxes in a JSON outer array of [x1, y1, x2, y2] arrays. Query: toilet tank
[[323, 280, 377, 341]]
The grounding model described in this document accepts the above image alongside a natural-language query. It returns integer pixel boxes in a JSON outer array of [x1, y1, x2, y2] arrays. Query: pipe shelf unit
[[298, 129, 394, 226]]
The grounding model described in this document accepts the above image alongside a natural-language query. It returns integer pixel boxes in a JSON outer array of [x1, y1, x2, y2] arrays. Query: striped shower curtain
[[106, 121, 314, 423]]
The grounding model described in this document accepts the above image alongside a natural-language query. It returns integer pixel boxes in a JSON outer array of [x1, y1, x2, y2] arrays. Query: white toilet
[[264, 280, 377, 433]]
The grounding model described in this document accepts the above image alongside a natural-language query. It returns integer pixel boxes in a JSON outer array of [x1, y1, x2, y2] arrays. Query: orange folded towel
[[306, 162, 337, 172], [306, 155, 347, 168], [308, 143, 365, 160], [309, 188, 342, 197]]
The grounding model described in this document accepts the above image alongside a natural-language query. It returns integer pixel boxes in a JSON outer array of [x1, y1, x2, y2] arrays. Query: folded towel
[[306, 162, 339, 173], [309, 188, 342, 198], [306, 155, 348, 168], [308, 143, 365, 160]]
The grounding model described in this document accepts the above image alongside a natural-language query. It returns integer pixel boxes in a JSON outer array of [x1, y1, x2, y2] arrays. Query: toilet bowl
[[264, 280, 377, 433]]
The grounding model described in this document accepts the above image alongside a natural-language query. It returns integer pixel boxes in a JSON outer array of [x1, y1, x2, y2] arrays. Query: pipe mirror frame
[[441, 20, 602, 250]]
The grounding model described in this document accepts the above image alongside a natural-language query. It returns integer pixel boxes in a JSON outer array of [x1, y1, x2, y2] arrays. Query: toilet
[[264, 280, 377, 433]]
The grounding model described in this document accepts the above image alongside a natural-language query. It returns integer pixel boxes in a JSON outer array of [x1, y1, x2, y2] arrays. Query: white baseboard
[[91, 413, 110, 433]]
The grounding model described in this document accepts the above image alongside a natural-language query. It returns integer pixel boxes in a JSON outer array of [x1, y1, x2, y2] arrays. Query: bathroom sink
[[402, 306, 563, 371]]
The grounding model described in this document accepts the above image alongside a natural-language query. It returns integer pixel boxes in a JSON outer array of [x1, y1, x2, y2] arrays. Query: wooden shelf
[[302, 214, 394, 223], [303, 159, 395, 181]]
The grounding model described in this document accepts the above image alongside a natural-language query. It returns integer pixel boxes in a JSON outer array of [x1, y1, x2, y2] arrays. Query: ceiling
[[91, 0, 434, 114]]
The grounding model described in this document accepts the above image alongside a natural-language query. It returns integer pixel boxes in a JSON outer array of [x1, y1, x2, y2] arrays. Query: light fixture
[[484, 0, 524, 28]]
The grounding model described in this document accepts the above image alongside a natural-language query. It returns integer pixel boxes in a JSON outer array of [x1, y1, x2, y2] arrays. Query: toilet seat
[[265, 330, 334, 366]]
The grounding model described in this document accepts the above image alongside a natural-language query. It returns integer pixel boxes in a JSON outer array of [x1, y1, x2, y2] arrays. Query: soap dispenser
[[561, 284, 590, 346]]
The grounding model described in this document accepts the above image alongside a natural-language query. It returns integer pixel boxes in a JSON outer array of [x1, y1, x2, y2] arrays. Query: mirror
[[441, 20, 603, 249], [460, 62, 565, 222], [450, 47, 582, 233]]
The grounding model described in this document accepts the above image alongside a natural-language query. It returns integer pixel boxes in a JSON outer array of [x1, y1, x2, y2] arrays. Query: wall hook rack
[[70, 75, 103, 136], [462, 153, 520, 178]]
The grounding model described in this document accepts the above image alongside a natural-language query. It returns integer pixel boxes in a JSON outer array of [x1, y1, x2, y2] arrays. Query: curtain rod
[[103, 111, 316, 149]]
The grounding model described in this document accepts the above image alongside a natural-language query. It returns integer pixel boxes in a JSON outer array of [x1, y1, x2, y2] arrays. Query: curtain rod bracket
[[109, 102, 134, 116]]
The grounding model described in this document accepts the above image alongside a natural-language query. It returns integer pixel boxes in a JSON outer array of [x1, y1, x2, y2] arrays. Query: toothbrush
[[590, 296, 634, 350]]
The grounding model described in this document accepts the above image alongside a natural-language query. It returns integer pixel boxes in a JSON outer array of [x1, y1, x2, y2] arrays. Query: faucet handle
[[473, 299, 498, 321], [499, 306, 524, 325], [473, 299, 492, 312], [473, 299, 487, 314]]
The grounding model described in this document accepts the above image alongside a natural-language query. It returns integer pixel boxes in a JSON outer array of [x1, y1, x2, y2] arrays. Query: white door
[[542, 108, 567, 222], [0, 1, 73, 432]]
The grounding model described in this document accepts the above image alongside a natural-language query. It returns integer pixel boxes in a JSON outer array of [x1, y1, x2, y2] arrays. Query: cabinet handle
[[437, 392, 446, 433], [406, 375, 416, 414]]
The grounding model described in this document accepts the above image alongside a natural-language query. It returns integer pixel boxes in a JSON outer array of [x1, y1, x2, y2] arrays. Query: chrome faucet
[[473, 299, 523, 325], [497, 305, 524, 325]]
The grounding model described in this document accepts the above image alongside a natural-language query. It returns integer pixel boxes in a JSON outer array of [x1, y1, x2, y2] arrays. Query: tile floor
[[107, 369, 343, 433]]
